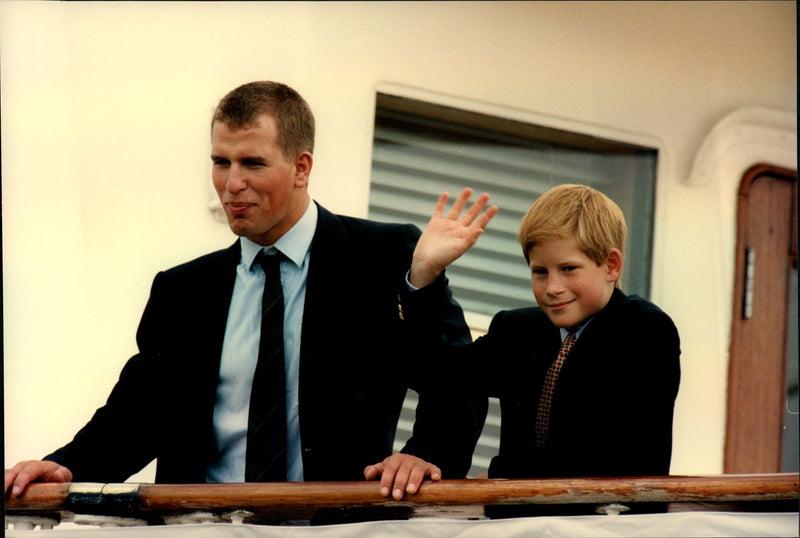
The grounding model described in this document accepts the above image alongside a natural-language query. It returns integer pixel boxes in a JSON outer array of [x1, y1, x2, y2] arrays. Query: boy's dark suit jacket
[[46, 203, 487, 483], [411, 287, 680, 480]]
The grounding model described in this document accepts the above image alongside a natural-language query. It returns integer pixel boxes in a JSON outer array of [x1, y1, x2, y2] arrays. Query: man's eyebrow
[[210, 154, 267, 161]]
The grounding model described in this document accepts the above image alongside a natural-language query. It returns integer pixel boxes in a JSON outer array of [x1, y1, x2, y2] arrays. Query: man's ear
[[293, 151, 313, 188], [605, 248, 623, 282]]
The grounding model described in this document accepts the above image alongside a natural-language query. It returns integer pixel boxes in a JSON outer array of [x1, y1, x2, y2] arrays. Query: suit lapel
[[202, 241, 241, 379], [190, 242, 241, 408], [301, 205, 348, 363], [553, 289, 627, 379]]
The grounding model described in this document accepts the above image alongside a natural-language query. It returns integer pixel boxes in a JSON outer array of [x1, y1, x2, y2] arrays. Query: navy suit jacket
[[47, 203, 487, 483], [408, 287, 680, 479]]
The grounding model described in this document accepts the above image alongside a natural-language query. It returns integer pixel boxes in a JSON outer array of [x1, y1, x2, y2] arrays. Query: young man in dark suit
[[369, 184, 680, 495], [5, 82, 486, 497]]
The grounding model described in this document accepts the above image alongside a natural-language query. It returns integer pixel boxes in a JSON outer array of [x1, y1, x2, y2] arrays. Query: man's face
[[211, 114, 311, 246], [528, 237, 619, 330]]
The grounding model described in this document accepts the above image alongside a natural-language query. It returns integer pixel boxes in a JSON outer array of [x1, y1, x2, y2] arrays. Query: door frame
[[724, 163, 797, 473]]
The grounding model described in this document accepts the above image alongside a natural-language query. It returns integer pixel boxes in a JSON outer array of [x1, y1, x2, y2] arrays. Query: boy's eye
[[532, 268, 547, 276]]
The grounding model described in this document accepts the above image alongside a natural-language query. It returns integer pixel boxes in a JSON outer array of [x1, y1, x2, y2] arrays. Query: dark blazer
[[46, 203, 487, 483], [410, 287, 680, 480]]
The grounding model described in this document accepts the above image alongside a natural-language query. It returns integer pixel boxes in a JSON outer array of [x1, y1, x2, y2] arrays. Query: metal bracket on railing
[[595, 503, 631, 516]]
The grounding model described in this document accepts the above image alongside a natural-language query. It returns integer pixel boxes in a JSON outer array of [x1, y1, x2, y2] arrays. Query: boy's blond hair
[[518, 184, 627, 285]]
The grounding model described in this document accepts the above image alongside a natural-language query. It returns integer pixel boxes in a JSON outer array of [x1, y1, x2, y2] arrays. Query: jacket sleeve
[[43, 274, 171, 482], [393, 233, 488, 478], [574, 301, 682, 477], [610, 306, 681, 475]]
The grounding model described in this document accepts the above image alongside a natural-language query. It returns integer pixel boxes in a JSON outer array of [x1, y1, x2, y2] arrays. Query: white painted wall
[[2, 1, 796, 478]]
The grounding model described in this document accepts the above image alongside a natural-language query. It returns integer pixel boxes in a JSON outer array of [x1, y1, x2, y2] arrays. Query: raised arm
[[365, 188, 497, 499], [409, 188, 498, 289]]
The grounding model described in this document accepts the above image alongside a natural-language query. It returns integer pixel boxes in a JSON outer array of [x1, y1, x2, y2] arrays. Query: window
[[370, 89, 659, 476], [370, 92, 658, 319]]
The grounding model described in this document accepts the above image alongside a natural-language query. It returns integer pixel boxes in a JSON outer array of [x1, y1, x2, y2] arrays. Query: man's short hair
[[212, 81, 315, 160], [518, 184, 627, 271]]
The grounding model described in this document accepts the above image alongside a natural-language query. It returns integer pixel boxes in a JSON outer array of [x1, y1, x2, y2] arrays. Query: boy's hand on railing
[[5, 460, 73, 497], [363, 453, 442, 500]]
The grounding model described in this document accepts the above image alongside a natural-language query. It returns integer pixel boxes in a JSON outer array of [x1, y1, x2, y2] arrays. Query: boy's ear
[[605, 248, 623, 282]]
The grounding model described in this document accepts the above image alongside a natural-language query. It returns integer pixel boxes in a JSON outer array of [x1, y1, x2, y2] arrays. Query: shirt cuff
[[405, 270, 420, 292]]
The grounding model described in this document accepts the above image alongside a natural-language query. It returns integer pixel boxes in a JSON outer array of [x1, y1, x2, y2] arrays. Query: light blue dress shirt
[[560, 318, 591, 342], [206, 201, 317, 483]]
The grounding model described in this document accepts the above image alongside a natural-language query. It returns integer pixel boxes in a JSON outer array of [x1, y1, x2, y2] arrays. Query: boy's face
[[528, 237, 622, 330]]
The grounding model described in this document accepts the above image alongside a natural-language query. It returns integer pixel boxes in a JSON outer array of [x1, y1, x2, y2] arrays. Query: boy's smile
[[528, 238, 622, 329]]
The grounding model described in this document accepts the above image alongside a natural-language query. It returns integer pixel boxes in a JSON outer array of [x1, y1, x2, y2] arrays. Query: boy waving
[[368, 184, 680, 497]]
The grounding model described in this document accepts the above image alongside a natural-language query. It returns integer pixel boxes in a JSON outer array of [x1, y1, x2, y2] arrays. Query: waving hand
[[410, 188, 498, 289]]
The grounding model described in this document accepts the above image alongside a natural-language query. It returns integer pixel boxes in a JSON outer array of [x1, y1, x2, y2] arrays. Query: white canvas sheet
[[7, 511, 799, 538]]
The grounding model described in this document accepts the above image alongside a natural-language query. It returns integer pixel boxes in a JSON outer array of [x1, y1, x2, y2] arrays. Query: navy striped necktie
[[245, 250, 287, 482]]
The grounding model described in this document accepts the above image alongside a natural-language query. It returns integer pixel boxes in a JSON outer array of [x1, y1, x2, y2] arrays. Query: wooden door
[[724, 164, 797, 473]]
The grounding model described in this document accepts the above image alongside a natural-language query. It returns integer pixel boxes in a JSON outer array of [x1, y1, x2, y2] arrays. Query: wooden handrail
[[5, 473, 798, 523]]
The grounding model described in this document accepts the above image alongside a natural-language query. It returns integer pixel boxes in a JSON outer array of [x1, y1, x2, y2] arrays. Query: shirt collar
[[240, 200, 318, 271], [560, 317, 592, 341]]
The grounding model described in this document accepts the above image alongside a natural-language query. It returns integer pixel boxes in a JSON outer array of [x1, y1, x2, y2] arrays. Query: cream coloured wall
[[2, 1, 796, 479]]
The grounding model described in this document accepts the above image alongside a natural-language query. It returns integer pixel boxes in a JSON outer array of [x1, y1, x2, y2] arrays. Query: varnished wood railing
[[5, 473, 799, 525]]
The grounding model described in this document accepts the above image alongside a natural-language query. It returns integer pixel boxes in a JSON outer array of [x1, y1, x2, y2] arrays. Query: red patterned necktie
[[535, 332, 578, 448]]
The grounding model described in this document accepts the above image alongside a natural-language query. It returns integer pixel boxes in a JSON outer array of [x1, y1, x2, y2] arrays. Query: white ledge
[[686, 107, 797, 188]]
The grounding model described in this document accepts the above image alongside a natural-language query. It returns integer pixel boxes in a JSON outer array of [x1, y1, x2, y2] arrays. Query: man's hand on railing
[[5, 460, 73, 497], [363, 453, 442, 500]]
